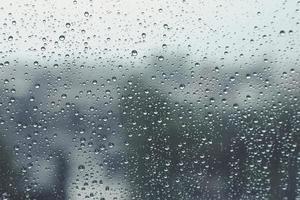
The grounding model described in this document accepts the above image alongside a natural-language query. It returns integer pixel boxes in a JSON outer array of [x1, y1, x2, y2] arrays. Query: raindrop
[[59, 35, 65, 41], [158, 56, 164, 61], [131, 50, 138, 56], [61, 94, 67, 99], [78, 165, 85, 171], [279, 30, 285, 36]]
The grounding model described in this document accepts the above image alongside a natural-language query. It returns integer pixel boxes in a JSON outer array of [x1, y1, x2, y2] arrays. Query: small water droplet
[[78, 165, 85, 171], [84, 11, 89, 17], [59, 35, 65, 41], [158, 56, 164, 61], [279, 30, 285, 36], [131, 50, 138, 56]]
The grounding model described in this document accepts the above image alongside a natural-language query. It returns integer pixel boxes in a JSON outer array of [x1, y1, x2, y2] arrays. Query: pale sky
[[0, 0, 298, 65]]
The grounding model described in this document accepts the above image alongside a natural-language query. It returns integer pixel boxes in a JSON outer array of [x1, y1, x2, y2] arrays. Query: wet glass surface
[[0, 0, 299, 199]]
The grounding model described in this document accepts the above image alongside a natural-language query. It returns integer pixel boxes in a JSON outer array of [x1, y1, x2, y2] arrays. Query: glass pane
[[0, 0, 299, 199]]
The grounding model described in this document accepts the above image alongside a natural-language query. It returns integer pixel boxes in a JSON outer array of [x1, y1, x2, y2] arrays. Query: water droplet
[[61, 94, 67, 99], [158, 56, 164, 61], [84, 11, 89, 17], [78, 165, 85, 171], [179, 84, 185, 89], [131, 50, 138, 56], [59, 35, 65, 41], [279, 30, 285, 36]]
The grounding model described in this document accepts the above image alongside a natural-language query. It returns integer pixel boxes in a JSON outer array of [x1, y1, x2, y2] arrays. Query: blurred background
[[0, 0, 299, 199]]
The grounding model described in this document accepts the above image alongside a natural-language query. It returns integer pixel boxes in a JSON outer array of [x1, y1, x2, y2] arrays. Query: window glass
[[0, 0, 299, 199]]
